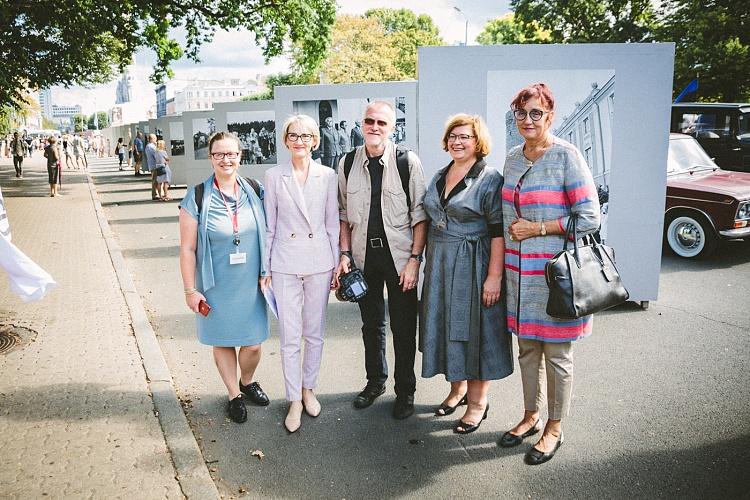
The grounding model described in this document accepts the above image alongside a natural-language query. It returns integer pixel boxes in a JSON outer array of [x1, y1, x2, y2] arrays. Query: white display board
[[274, 81, 418, 167], [181, 110, 217, 187], [418, 43, 675, 302], [163, 117, 187, 186], [214, 100, 277, 180]]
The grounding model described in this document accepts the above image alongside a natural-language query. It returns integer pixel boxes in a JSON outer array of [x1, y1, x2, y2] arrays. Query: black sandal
[[435, 394, 467, 416]]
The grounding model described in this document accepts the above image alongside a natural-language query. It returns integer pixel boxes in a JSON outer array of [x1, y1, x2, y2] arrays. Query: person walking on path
[[133, 132, 144, 176], [155, 140, 172, 200], [420, 114, 513, 434], [10, 132, 27, 178], [178, 131, 271, 424], [144, 134, 160, 201], [116, 138, 126, 171], [71, 134, 87, 169], [262, 115, 339, 433], [43, 136, 61, 197], [334, 100, 428, 420]]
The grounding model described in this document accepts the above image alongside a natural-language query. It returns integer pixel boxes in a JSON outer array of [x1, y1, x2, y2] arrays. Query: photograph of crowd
[[487, 69, 615, 241], [292, 96, 407, 169], [170, 121, 184, 157], [226, 111, 277, 165], [193, 117, 216, 160]]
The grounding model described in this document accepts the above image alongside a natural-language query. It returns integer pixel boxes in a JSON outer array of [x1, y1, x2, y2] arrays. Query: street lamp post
[[454, 6, 468, 46]]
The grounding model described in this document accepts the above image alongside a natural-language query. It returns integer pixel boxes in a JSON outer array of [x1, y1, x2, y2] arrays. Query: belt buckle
[[369, 237, 383, 248]]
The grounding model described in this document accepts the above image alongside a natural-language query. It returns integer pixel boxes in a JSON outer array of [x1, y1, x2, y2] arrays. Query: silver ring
[[509, 235, 514, 241]]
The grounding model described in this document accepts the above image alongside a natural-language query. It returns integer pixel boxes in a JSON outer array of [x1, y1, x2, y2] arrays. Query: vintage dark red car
[[665, 133, 750, 258]]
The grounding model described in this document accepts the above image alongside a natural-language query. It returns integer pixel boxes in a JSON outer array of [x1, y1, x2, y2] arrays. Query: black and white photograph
[[226, 111, 276, 165], [292, 96, 407, 168], [192, 117, 216, 160], [170, 121, 184, 157], [487, 69, 615, 241]]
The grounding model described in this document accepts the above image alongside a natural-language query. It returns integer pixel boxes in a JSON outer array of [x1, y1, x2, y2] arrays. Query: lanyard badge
[[214, 178, 247, 265]]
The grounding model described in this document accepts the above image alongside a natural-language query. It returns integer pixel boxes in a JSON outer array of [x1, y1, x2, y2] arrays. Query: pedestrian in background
[[132, 132, 144, 176], [10, 132, 27, 178], [262, 115, 339, 433], [43, 136, 60, 197], [116, 137, 126, 171], [144, 133, 160, 201], [155, 140, 172, 201], [178, 131, 270, 424]]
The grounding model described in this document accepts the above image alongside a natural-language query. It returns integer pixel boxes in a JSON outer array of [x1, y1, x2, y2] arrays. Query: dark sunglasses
[[364, 117, 389, 127]]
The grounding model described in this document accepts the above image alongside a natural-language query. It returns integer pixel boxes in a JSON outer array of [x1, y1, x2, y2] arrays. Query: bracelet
[[340, 250, 352, 260], [184, 287, 198, 295]]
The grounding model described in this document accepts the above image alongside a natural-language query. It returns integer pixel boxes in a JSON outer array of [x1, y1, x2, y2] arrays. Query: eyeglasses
[[447, 133, 476, 143], [287, 133, 313, 143], [364, 117, 389, 127], [513, 108, 547, 122], [210, 152, 239, 160]]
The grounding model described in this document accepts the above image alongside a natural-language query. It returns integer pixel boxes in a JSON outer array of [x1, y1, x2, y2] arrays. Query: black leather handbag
[[545, 216, 629, 319]]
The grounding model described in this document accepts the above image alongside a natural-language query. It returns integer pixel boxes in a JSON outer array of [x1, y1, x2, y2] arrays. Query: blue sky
[[52, 1, 509, 113]]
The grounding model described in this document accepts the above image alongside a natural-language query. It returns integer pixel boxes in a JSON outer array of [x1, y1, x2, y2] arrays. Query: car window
[[677, 112, 730, 140], [739, 112, 750, 138], [668, 137, 717, 173]]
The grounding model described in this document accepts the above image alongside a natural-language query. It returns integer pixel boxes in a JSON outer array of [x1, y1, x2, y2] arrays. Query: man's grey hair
[[364, 100, 396, 125]]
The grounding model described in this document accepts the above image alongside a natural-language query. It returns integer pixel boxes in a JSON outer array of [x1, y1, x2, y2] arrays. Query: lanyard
[[213, 178, 240, 246]]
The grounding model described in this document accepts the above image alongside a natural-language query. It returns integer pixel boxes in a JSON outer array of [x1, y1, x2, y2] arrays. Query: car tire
[[665, 214, 718, 258]]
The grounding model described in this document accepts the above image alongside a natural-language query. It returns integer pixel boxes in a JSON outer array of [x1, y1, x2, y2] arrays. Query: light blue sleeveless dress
[[181, 184, 269, 346]]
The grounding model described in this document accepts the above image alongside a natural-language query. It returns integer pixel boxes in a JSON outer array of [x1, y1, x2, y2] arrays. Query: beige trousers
[[518, 339, 574, 420]]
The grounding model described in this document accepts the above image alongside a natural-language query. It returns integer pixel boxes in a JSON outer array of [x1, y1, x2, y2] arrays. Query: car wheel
[[665, 214, 718, 258]]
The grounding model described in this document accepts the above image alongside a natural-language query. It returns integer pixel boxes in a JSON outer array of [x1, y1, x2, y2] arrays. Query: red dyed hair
[[510, 82, 555, 111]]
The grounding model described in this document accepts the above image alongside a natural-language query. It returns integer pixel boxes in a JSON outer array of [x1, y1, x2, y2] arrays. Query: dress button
[[308, 233, 313, 238], [291, 233, 296, 238]]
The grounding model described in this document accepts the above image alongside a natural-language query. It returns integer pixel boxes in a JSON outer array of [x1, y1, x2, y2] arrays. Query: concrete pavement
[[1, 152, 748, 499]]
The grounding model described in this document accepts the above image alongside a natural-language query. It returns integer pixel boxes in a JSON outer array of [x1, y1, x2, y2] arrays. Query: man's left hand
[[399, 259, 420, 292]]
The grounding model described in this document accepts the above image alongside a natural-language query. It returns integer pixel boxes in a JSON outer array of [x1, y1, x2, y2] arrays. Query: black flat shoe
[[524, 432, 564, 465], [453, 404, 489, 434], [227, 395, 247, 423], [392, 394, 415, 420], [353, 384, 386, 409], [498, 418, 543, 447], [240, 381, 270, 406], [435, 394, 467, 417]]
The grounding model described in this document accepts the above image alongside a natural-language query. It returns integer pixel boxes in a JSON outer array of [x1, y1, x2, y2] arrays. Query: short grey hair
[[364, 100, 396, 125]]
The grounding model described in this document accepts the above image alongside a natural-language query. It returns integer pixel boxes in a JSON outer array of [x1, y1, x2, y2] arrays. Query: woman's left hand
[[482, 275, 502, 307], [259, 276, 271, 291], [508, 218, 539, 242]]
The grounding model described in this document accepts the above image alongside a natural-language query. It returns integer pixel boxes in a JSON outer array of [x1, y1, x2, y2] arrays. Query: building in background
[[38, 88, 53, 118], [554, 77, 615, 189], [159, 78, 265, 117]]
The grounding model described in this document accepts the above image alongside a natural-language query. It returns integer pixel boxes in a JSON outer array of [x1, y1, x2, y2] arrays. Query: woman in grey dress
[[179, 132, 271, 424], [420, 114, 513, 434]]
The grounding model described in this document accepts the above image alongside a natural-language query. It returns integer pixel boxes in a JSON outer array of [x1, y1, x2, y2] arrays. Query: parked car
[[671, 103, 750, 172], [665, 133, 750, 258]]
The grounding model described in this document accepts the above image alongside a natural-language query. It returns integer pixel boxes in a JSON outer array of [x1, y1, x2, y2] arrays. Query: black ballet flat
[[435, 394, 467, 417], [453, 404, 489, 434], [524, 432, 564, 465], [498, 418, 543, 448]]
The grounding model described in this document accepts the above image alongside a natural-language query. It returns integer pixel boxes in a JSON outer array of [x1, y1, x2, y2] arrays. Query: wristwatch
[[540, 220, 547, 236], [409, 253, 424, 262]]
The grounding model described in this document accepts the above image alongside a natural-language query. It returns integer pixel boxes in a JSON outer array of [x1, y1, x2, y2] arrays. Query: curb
[[84, 162, 219, 500]]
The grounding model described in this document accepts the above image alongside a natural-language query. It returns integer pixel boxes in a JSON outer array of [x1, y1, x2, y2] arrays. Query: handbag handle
[[562, 215, 582, 268]]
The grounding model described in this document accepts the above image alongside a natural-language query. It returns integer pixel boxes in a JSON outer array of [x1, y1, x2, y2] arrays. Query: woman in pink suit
[[261, 115, 340, 433]]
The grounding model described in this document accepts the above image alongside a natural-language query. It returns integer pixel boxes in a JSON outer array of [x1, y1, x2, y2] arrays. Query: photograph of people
[[262, 114, 339, 433], [420, 114, 513, 434], [499, 83, 600, 465], [334, 100, 427, 420], [178, 131, 271, 424]]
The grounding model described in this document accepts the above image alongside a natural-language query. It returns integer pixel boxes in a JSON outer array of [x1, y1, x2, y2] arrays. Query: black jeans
[[13, 155, 23, 175], [358, 243, 418, 396]]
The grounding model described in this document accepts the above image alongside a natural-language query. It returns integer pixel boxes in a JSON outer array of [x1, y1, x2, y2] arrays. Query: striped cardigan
[[502, 137, 600, 342]]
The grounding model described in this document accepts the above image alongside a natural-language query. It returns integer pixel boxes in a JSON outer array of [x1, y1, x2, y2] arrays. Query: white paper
[[262, 286, 279, 319]]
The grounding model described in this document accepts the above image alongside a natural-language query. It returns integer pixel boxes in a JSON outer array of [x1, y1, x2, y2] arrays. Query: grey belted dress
[[420, 160, 514, 382]]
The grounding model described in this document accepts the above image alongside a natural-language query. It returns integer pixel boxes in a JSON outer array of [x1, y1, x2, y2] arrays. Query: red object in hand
[[198, 300, 211, 317]]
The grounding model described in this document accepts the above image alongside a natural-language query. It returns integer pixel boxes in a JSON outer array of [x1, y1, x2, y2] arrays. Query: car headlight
[[738, 201, 750, 220]]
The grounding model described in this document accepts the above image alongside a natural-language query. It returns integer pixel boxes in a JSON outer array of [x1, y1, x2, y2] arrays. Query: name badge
[[230, 252, 247, 265]]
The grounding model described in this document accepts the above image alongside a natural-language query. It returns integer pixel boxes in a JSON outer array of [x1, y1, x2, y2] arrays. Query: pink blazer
[[264, 161, 340, 274]]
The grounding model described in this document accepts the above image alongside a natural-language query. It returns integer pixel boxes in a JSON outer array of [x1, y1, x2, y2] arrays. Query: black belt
[[368, 237, 386, 249]]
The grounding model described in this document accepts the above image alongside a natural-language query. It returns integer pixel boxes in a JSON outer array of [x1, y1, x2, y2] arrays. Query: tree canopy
[[0, 0, 337, 109], [476, 13, 550, 45]]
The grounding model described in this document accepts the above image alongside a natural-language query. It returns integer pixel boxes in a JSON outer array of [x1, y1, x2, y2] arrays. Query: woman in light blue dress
[[179, 131, 270, 423]]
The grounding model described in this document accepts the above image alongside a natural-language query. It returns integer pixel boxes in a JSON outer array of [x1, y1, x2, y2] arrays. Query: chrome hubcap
[[675, 222, 701, 249]]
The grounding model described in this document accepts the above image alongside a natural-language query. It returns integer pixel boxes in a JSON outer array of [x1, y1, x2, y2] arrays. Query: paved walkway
[[2, 153, 748, 499], [0, 154, 211, 499]]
